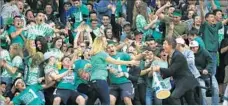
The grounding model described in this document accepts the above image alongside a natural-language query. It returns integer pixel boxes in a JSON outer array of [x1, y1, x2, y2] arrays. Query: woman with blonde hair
[[89, 35, 139, 105], [24, 52, 44, 86]]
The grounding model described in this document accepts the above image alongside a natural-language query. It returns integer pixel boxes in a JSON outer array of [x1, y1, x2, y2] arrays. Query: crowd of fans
[[0, 0, 228, 105]]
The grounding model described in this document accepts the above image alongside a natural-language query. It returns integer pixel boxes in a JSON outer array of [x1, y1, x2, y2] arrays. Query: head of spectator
[[102, 15, 110, 27], [25, 39, 36, 56], [78, 69, 90, 81], [5, 0, 16, 4], [147, 39, 158, 50], [25, 9, 35, 21], [0, 82, 6, 94], [13, 16, 23, 28], [172, 9, 182, 24], [134, 30, 143, 43], [13, 77, 26, 91], [89, 11, 97, 20], [187, 9, 195, 19], [9, 43, 23, 58], [45, 4, 53, 15], [123, 21, 131, 35], [193, 16, 202, 27], [91, 36, 107, 55], [87, 3, 93, 12], [64, 2, 72, 11], [44, 51, 58, 65], [106, 43, 117, 56], [104, 27, 113, 39], [35, 36, 48, 54], [205, 12, 216, 24], [51, 37, 63, 49], [163, 37, 177, 55], [16, 1, 24, 13], [90, 19, 98, 29], [61, 56, 71, 69], [189, 40, 199, 53], [188, 28, 199, 42], [82, 49, 91, 60], [176, 37, 186, 51], [213, 9, 223, 22], [159, 48, 168, 61], [35, 11, 45, 24], [71, 0, 81, 7]]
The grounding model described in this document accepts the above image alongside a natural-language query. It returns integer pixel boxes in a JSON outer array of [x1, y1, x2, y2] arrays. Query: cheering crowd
[[0, 0, 228, 105]]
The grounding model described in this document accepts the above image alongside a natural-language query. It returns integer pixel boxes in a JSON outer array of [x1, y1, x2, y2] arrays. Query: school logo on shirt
[[62, 73, 75, 84], [20, 89, 38, 105]]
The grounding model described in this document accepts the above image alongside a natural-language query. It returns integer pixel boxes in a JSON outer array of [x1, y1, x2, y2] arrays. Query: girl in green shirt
[[90, 36, 139, 105]]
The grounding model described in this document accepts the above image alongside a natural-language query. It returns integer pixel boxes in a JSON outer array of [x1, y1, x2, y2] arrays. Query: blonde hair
[[10, 43, 23, 58], [25, 39, 36, 56], [91, 36, 106, 55], [31, 52, 44, 68]]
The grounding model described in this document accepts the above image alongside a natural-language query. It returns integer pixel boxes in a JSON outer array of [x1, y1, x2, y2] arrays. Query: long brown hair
[[30, 52, 44, 68], [132, 1, 149, 29]]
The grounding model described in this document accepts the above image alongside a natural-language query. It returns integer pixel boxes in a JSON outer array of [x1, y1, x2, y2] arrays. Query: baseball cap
[[175, 37, 185, 45], [134, 30, 143, 36], [44, 51, 57, 60], [189, 41, 199, 47], [122, 21, 131, 28], [173, 9, 182, 17]]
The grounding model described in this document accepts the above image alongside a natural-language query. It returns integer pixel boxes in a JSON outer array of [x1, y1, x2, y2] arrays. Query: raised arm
[[155, 2, 172, 19], [106, 56, 139, 66], [199, 0, 205, 23]]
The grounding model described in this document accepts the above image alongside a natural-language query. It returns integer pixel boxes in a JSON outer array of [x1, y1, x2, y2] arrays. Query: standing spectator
[[156, 2, 188, 38], [68, 0, 89, 29], [0, 0, 20, 25], [199, 11, 228, 105], [93, 0, 112, 24], [89, 36, 139, 105], [152, 37, 199, 105]]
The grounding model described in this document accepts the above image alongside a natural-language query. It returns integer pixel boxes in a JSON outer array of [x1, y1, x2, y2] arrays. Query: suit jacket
[[160, 50, 198, 95]]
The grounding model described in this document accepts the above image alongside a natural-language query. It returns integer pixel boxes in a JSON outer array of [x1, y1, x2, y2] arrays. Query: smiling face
[[105, 29, 113, 39], [62, 57, 71, 68], [55, 39, 63, 49]]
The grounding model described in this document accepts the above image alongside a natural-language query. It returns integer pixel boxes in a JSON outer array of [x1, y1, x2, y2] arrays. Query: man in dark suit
[[152, 37, 199, 105]]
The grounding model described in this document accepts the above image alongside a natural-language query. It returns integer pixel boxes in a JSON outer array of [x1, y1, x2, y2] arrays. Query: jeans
[[145, 87, 162, 105], [209, 52, 219, 105], [197, 78, 207, 105], [91, 79, 110, 105]]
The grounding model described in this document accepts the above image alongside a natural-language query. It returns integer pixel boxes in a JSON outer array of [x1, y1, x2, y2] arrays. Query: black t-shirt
[[220, 38, 228, 65]]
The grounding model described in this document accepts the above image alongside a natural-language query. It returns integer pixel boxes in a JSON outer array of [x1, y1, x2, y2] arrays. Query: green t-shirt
[[12, 84, 44, 105], [57, 68, 77, 90], [199, 21, 223, 52], [74, 59, 90, 88], [8, 26, 24, 47], [90, 51, 109, 80], [161, 16, 188, 37], [109, 52, 131, 84]]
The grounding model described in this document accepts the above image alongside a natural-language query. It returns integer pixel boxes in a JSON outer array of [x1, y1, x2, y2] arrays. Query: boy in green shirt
[[6, 77, 54, 105], [188, 28, 205, 49]]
